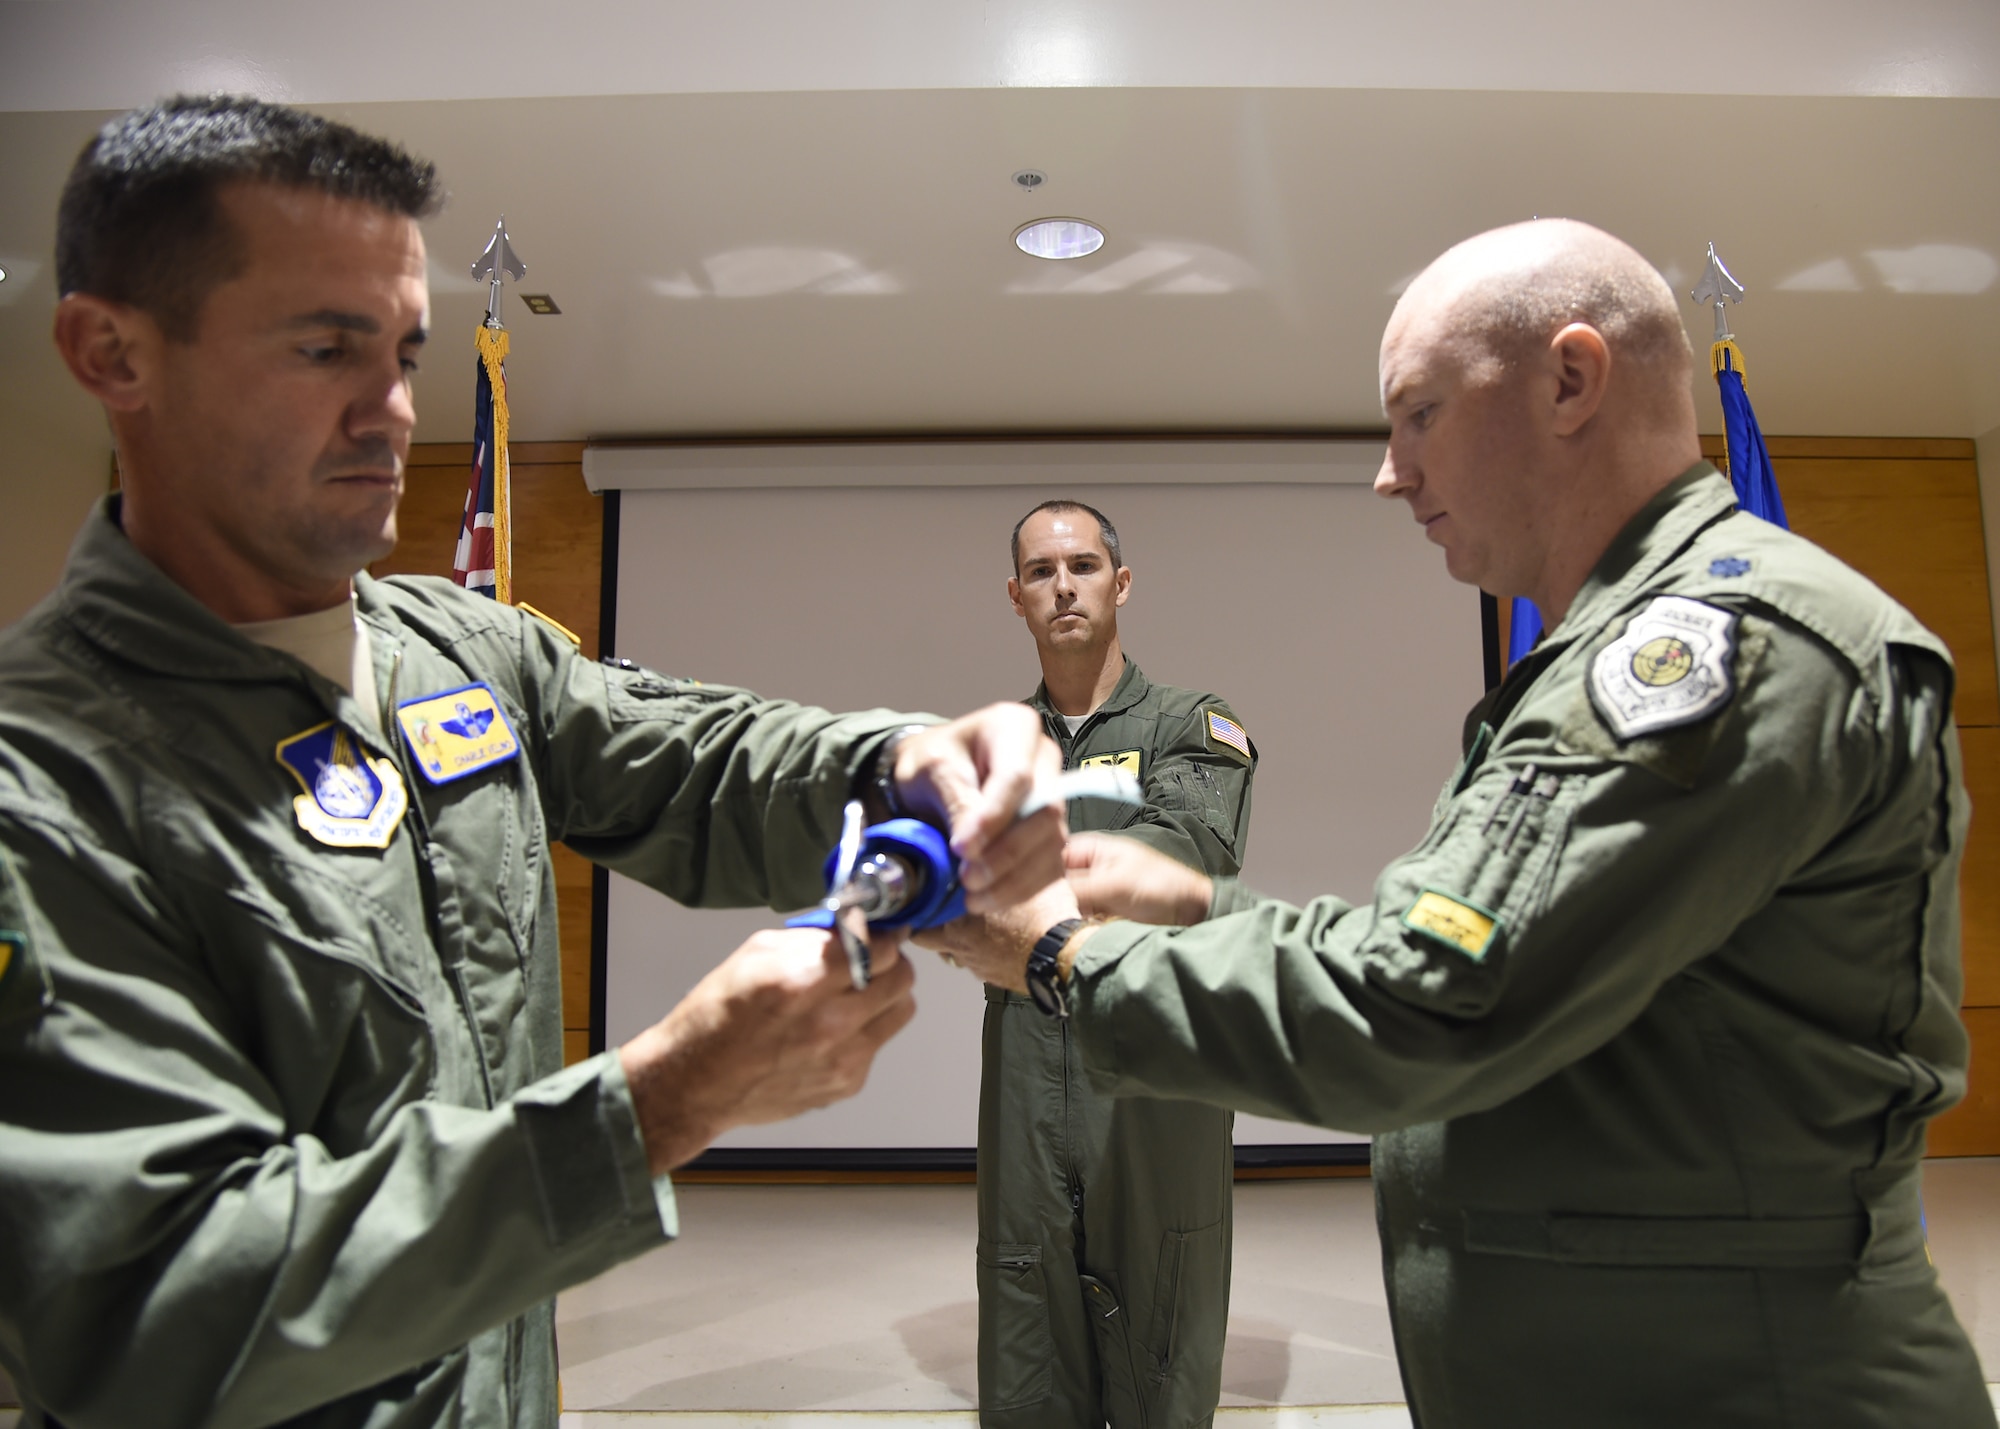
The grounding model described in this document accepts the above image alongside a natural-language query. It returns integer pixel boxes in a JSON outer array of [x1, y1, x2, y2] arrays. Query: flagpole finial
[[471, 217, 527, 328], [1689, 242, 1745, 345]]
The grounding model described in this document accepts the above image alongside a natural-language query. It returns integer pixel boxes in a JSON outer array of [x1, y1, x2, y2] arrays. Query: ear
[[1547, 322, 1611, 437], [1113, 566, 1131, 608], [1007, 575, 1026, 618], [52, 293, 160, 413]]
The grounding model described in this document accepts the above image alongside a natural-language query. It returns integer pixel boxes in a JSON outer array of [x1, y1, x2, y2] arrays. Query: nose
[[349, 358, 418, 447], [1374, 445, 1414, 500]]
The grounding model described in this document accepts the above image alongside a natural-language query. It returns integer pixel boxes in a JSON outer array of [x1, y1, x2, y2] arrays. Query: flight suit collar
[[56, 496, 394, 756], [57, 495, 313, 685], [1550, 462, 1737, 649], [1027, 655, 1151, 723], [1460, 464, 1735, 748]]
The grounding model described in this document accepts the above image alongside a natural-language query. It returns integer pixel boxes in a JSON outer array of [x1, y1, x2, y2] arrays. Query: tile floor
[[3, 1161, 1996, 1426], [552, 1158, 2000, 1421]]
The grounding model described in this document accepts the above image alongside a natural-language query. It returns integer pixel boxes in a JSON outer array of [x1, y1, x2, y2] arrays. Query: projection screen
[[585, 439, 1486, 1151]]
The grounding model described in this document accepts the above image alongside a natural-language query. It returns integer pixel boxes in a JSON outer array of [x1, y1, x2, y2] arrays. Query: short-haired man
[[0, 96, 1063, 1428], [978, 500, 1255, 1429], [931, 222, 1992, 1427]]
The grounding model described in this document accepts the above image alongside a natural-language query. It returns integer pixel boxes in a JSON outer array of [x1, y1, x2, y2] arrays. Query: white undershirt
[[1061, 712, 1089, 736], [235, 596, 382, 737]]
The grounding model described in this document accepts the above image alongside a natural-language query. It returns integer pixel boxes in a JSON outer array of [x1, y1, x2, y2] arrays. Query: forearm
[[2, 1054, 668, 1428]]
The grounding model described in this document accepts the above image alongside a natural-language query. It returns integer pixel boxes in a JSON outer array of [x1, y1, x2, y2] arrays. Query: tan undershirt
[[235, 596, 382, 737]]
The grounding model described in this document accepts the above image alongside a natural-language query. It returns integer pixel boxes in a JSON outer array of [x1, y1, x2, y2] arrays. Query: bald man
[[922, 220, 1992, 1427]]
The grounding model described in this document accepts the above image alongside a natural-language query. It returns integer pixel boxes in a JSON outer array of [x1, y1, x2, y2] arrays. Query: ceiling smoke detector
[[1013, 218, 1105, 261], [1012, 169, 1048, 192]]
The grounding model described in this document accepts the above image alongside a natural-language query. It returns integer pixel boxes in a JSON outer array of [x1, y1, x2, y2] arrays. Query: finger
[[1064, 833, 1105, 871], [952, 709, 1055, 860], [964, 806, 1067, 911], [864, 928, 906, 975]]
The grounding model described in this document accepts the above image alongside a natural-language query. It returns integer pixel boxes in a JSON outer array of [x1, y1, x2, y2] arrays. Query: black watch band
[[1026, 917, 1083, 1020], [867, 724, 927, 821]]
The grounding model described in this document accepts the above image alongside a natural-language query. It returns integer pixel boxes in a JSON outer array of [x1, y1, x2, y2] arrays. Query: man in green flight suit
[[926, 220, 1994, 1427], [978, 500, 1255, 1429], [0, 96, 1067, 1429]]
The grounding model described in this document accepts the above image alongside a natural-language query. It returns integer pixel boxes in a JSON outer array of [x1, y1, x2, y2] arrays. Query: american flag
[[453, 326, 511, 600]]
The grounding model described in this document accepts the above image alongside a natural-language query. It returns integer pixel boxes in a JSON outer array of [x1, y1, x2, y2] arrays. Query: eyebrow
[[283, 309, 429, 345]]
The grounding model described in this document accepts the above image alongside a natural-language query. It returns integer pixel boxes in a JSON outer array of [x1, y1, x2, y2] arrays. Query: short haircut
[[1440, 220, 1693, 384], [1010, 500, 1122, 575], [56, 94, 444, 340]]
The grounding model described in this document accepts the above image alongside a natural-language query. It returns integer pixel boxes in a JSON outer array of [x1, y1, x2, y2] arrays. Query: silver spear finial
[[471, 218, 527, 328]]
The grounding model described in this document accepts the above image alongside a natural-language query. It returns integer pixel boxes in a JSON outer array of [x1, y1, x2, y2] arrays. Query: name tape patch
[[1079, 749, 1142, 778], [1588, 595, 1739, 743], [1402, 889, 1501, 962], [1205, 710, 1252, 759], [396, 682, 522, 785], [275, 723, 409, 848]]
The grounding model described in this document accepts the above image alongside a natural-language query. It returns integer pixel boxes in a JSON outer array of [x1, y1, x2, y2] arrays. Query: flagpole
[[470, 218, 525, 604]]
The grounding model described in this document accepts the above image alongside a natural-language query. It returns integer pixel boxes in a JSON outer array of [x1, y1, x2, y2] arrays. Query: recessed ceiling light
[[1014, 218, 1104, 261], [0, 265, 8, 283]]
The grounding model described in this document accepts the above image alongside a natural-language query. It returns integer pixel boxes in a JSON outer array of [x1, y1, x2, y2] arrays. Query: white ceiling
[[2, 2, 1997, 461], [5, 0, 1999, 106]]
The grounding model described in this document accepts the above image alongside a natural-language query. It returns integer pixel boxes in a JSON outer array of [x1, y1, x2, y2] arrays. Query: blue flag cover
[[1713, 341, 1788, 530]]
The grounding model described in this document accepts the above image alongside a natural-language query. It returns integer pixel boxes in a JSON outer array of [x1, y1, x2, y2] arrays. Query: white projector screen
[[592, 440, 1485, 1148]]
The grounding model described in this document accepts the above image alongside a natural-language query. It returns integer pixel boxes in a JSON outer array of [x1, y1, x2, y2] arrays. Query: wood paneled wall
[[369, 443, 602, 1067]]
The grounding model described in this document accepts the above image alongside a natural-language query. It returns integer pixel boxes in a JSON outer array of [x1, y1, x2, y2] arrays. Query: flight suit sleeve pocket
[[975, 1238, 1054, 1410], [0, 849, 54, 1027]]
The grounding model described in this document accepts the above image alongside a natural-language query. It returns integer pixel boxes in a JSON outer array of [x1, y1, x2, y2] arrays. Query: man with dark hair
[[929, 220, 1992, 1427], [0, 96, 1066, 1428], [975, 500, 1256, 1429]]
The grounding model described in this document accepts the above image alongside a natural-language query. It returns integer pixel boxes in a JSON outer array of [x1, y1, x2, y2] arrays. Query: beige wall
[[0, 422, 104, 629]]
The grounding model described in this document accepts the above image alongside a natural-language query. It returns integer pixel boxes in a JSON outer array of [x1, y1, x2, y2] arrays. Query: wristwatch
[[1026, 918, 1083, 1019], [865, 724, 928, 821]]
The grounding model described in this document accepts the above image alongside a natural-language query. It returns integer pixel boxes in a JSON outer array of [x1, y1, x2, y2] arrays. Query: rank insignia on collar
[[275, 723, 409, 849], [1589, 595, 1739, 742], [395, 681, 521, 785]]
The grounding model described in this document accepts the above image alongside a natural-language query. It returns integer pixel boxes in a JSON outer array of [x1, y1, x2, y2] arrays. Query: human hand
[[620, 926, 916, 1173], [891, 704, 1064, 912], [913, 878, 1080, 994], [1065, 833, 1212, 927]]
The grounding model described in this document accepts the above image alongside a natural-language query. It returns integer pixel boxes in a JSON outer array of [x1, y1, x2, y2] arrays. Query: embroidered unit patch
[[1205, 710, 1251, 759], [1079, 749, 1142, 777], [395, 682, 522, 785], [1402, 889, 1500, 961], [1588, 596, 1739, 742], [1708, 557, 1751, 578], [275, 723, 409, 848]]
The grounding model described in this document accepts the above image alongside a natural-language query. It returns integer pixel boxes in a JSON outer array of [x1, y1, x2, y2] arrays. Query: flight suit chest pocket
[[976, 1239, 1054, 1410]]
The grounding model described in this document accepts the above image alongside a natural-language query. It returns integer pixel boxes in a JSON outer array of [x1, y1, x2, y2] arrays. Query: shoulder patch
[[395, 681, 522, 785], [1078, 749, 1142, 778], [275, 723, 409, 848], [1708, 557, 1752, 578], [1588, 596, 1739, 743], [1205, 709, 1252, 760], [1403, 888, 1501, 962]]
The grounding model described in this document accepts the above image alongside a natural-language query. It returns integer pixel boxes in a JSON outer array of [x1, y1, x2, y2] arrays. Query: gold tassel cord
[[1710, 337, 1746, 386], [476, 325, 513, 606]]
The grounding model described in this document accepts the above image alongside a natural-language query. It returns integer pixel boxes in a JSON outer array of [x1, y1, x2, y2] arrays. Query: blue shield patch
[[274, 723, 409, 848]]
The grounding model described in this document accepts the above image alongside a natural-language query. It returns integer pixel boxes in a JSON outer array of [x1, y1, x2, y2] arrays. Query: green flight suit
[[1066, 468, 1993, 1428], [0, 498, 918, 1429], [979, 659, 1255, 1429]]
